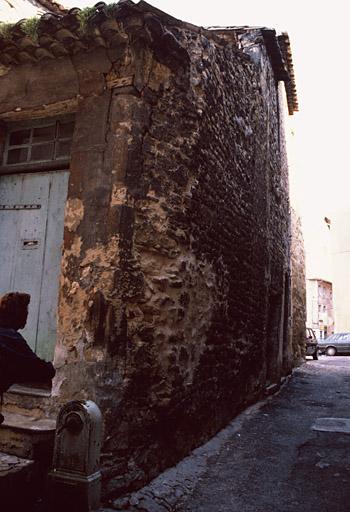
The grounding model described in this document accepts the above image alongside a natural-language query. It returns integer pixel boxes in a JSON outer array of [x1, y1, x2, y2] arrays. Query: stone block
[[0, 452, 37, 509], [0, 412, 56, 461]]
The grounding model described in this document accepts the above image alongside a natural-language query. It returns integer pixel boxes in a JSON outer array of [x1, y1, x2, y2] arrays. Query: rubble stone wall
[[98, 24, 293, 497], [0, 9, 298, 501], [291, 209, 307, 360]]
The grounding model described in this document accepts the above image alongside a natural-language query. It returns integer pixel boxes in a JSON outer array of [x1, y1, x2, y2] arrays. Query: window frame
[[0, 115, 74, 175]]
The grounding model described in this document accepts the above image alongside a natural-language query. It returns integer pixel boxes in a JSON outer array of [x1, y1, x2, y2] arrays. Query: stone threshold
[[0, 411, 56, 433], [0, 451, 33, 475], [7, 384, 51, 398]]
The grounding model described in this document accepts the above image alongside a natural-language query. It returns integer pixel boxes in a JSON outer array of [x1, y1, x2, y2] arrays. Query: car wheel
[[313, 351, 319, 360], [326, 346, 336, 356]]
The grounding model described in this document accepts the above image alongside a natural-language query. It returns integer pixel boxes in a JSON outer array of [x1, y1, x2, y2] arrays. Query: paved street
[[176, 356, 350, 512], [109, 357, 350, 512]]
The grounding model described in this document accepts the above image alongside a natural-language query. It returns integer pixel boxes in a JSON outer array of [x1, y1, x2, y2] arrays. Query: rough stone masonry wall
[[291, 209, 307, 360], [99, 26, 292, 498], [0, 10, 293, 500]]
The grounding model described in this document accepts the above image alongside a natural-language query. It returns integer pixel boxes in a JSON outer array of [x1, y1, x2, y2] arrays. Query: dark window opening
[[2, 117, 74, 168]]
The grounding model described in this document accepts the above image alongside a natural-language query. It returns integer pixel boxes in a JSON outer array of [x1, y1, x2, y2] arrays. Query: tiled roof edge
[[277, 32, 299, 115], [0, 1, 189, 67], [36, 0, 67, 15], [0, 0, 298, 117]]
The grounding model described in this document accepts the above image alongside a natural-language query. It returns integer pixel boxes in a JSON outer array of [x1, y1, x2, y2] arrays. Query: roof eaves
[[206, 26, 298, 115], [36, 0, 67, 15], [0, 0, 298, 116], [277, 32, 298, 115], [0, 2, 134, 66], [0, 1, 191, 70], [262, 28, 289, 82], [308, 278, 333, 285]]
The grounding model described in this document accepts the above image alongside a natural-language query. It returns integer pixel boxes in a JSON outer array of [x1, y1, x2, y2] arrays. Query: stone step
[[0, 451, 38, 509], [0, 411, 56, 461], [3, 384, 56, 419]]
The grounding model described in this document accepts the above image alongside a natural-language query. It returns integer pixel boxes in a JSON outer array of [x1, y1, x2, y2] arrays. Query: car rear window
[[327, 333, 350, 342], [338, 333, 350, 341]]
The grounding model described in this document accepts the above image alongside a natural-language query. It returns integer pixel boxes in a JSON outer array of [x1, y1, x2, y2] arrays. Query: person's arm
[[7, 334, 56, 382]]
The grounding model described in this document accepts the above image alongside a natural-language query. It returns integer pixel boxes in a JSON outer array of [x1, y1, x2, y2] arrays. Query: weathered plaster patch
[[56, 236, 121, 370], [146, 189, 160, 201], [111, 185, 128, 206], [65, 235, 82, 259], [81, 265, 92, 278], [137, 246, 216, 384], [69, 281, 80, 296], [109, 124, 133, 178], [58, 285, 89, 349], [83, 345, 106, 362], [65, 198, 84, 232], [51, 371, 66, 397], [81, 236, 120, 269], [106, 73, 134, 89], [0, 65, 10, 77], [148, 60, 171, 91]]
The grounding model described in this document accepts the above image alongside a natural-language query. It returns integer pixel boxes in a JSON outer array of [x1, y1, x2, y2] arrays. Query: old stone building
[[291, 209, 307, 358], [306, 278, 334, 338], [0, 0, 301, 501]]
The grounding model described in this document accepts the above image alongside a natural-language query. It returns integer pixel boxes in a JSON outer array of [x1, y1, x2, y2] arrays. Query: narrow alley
[[1, 2, 350, 511], [178, 357, 350, 512], [109, 357, 350, 512]]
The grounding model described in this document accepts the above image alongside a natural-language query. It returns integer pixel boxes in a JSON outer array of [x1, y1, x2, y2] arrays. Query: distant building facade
[[330, 208, 350, 332], [306, 278, 334, 338], [304, 210, 350, 335]]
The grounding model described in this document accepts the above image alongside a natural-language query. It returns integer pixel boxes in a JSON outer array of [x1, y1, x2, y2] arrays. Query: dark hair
[[0, 292, 30, 330]]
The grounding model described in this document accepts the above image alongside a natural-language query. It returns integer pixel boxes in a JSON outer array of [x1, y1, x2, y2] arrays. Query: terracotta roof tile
[[278, 33, 298, 114], [0, 0, 65, 23], [0, 0, 298, 114]]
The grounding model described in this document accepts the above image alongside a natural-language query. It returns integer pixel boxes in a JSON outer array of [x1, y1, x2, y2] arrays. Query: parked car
[[318, 332, 350, 356], [306, 327, 319, 360]]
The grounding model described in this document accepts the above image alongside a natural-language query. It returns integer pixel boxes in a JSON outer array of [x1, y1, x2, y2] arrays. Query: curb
[[101, 371, 296, 512]]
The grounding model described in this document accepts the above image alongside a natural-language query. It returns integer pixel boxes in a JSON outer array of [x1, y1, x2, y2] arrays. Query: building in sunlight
[[306, 278, 334, 338], [330, 209, 350, 332], [302, 209, 350, 335]]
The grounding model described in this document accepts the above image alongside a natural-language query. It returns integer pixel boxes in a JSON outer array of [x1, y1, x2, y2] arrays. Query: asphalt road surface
[[177, 356, 350, 512]]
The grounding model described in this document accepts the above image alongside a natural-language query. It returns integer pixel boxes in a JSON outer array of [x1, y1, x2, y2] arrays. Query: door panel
[[0, 171, 69, 360], [0, 177, 24, 293], [36, 173, 69, 360], [342, 335, 350, 354]]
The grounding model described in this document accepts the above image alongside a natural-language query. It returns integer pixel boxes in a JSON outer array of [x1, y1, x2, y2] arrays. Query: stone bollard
[[48, 400, 102, 512]]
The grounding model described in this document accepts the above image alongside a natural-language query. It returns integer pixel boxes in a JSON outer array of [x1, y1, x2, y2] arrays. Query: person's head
[[0, 292, 30, 330]]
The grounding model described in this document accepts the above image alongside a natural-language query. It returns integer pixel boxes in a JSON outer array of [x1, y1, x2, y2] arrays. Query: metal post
[[48, 400, 102, 512]]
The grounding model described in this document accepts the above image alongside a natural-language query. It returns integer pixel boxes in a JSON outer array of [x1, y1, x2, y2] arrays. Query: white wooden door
[[0, 171, 69, 360]]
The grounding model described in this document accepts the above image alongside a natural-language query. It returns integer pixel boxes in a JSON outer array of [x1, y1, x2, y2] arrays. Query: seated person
[[0, 292, 55, 424]]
